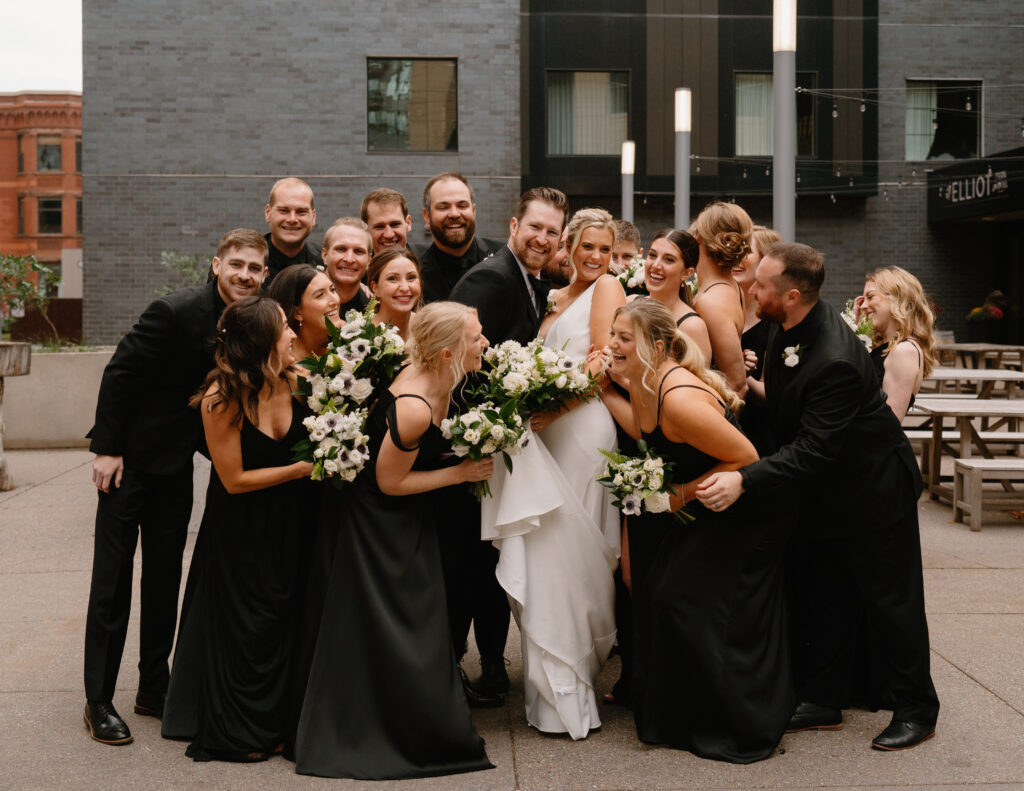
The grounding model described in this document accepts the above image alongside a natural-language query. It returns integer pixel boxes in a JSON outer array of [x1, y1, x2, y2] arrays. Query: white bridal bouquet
[[596, 440, 694, 523], [293, 299, 406, 485], [441, 400, 529, 499], [842, 299, 875, 350], [293, 409, 371, 486], [470, 338, 600, 417], [616, 252, 647, 295]]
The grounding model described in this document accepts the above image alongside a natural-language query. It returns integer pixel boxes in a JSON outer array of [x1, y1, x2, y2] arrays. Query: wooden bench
[[903, 429, 1024, 480], [953, 458, 1024, 531]]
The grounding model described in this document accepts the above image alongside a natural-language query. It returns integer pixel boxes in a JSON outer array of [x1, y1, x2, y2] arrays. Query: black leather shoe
[[84, 702, 133, 745], [785, 701, 843, 733], [479, 656, 511, 695], [134, 690, 165, 719], [871, 719, 935, 751], [459, 666, 504, 708]]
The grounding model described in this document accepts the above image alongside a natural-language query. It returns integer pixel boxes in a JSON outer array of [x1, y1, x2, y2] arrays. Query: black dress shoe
[[479, 656, 511, 695], [785, 701, 843, 733], [134, 690, 165, 719], [84, 702, 133, 745], [871, 719, 935, 751], [458, 666, 504, 708]]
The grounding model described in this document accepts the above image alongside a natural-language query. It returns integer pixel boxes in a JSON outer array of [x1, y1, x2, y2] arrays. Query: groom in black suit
[[83, 229, 268, 745], [697, 242, 939, 752], [445, 187, 569, 701]]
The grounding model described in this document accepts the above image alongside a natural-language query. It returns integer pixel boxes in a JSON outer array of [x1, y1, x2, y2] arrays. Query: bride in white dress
[[481, 208, 625, 739]]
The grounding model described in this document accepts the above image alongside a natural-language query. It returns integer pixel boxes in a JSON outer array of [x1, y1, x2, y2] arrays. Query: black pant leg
[[84, 470, 145, 702], [136, 470, 192, 695], [470, 539, 510, 661], [845, 508, 940, 726]]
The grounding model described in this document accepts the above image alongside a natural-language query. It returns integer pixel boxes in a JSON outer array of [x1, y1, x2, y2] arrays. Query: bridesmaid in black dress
[[291, 301, 495, 780], [600, 298, 794, 763], [161, 296, 315, 761]]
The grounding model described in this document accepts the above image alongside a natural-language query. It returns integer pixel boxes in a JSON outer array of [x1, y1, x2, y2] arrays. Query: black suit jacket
[[739, 299, 923, 537], [89, 281, 225, 476], [418, 236, 504, 305], [448, 245, 548, 345]]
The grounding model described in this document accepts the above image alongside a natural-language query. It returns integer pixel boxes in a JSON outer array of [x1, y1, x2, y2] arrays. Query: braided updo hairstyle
[[690, 201, 753, 270], [405, 301, 478, 393]]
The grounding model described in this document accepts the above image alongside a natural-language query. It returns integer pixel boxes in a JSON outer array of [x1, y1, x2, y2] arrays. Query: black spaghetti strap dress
[[290, 389, 492, 780], [632, 369, 795, 763], [161, 396, 316, 761]]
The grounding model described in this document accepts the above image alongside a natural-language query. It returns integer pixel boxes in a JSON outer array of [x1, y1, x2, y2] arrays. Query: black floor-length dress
[[632, 371, 795, 764], [290, 389, 492, 780], [161, 397, 315, 760]]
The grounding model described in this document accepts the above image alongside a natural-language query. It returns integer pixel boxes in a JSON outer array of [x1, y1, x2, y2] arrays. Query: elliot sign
[[928, 148, 1024, 223]]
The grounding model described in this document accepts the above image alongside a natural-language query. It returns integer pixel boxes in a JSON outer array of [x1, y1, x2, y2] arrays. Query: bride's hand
[[459, 457, 494, 483], [586, 345, 613, 386], [530, 412, 558, 432]]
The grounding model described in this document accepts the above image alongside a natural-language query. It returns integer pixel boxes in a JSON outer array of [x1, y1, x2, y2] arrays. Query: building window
[[76, 137, 82, 172], [18, 197, 25, 235], [906, 80, 981, 161], [37, 135, 62, 171], [367, 58, 458, 152], [17, 135, 25, 172], [546, 71, 629, 156], [735, 72, 816, 157], [38, 198, 63, 234], [77, 198, 83, 234]]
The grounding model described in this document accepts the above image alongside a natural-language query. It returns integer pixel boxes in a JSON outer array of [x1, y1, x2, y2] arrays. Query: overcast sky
[[0, 0, 82, 93]]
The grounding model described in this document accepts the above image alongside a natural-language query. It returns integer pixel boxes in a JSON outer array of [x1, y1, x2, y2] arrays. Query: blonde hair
[[406, 301, 476, 392], [750, 226, 783, 258], [690, 201, 752, 269], [565, 208, 616, 285], [616, 299, 742, 413], [866, 266, 938, 377]]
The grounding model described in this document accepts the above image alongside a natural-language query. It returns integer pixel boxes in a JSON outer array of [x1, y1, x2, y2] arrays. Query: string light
[[859, 99, 866, 113], [742, 168, 748, 178], [830, 193, 837, 203], [832, 103, 839, 118], [965, 96, 972, 111]]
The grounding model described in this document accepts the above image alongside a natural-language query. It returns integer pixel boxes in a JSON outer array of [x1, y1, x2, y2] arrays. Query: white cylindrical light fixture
[[674, 88, 691, 133], [621, 140, 635, 222], [773, 0, 796, 52], [674, 89, 692, 228]]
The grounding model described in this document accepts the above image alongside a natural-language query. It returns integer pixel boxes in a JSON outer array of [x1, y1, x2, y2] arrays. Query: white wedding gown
[[482, 281, 619, 739]]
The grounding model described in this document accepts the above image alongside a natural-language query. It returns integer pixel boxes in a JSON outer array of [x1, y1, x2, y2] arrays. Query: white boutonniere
[[546, 290, 558, 315], [782, 344, 804, 367]]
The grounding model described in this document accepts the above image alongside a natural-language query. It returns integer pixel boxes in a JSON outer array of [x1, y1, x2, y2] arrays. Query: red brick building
[[0, 92, 82, 277]]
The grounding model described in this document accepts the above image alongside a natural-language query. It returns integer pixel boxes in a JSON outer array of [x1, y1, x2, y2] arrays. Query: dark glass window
[[18, 196, 25, 235], [367, 58, 458, 152], [76, 137, 82, 172], [735, 72, 816, 157], [906, 80, 981, 161], [546, 71, 629, 155], [37, 135, 62, 171], [37, 198, 63, 234], [76, 198, 83, 234], [17, 135, 25, 172]]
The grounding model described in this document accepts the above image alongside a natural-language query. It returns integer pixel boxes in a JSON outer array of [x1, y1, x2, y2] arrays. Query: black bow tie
[[531, 276, 551, 299]]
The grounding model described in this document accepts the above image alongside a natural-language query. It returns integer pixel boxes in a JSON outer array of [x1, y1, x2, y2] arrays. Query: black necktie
[[531, 277, 551, 316]]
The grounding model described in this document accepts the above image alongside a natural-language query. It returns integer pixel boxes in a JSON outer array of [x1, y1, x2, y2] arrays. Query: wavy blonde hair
[[406, 301, 477, 393], [866, 266, 938, 377], [565, 208, 616, 285], [690, 201, 752, 269], [616, 299, 742, 413]]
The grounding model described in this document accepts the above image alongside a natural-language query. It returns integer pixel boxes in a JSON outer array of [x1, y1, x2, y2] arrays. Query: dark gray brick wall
[[82, 0, 520, 342]]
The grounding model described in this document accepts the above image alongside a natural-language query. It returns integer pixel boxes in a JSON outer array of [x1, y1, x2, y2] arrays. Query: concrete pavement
[[1, 448, 1023, 791]]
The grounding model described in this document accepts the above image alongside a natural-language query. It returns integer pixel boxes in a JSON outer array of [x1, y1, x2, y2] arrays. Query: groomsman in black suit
[[263, 178, 320, 284], [83, 229, 268, 745], [446, 186, 569, 702], [697, 241, 939, 752]]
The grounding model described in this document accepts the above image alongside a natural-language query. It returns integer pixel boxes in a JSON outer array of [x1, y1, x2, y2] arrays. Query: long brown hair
[[190, 296, 287, 426], [650, 228, 699, 306]]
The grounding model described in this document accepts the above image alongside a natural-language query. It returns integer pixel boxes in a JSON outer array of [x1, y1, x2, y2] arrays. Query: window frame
[[905, 77, 983, 162], [734, 70, 818, 159], [543, 69, 631, 157], [365, 56, 459, 154], [36, 135, 62, 172], [37, 197, 63, 235]]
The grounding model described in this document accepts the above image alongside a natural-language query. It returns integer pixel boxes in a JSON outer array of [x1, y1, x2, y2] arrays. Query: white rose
[[501, 372, 530, 394], [323, 459, 340, 475], [645, 490, 671, 513], [554, 373, 568, 389], [648, 472, 664, 490], [349, 378, 374, 404], [784, 353, 800, 368], [452, 444, 470, 457], [440, 418, 453, 439], [481, 441, 497, 455], [461, 411, 483, 427], [612, 472, 623, 487], [463, 428, 481, 444], [489, 424, 505, 441], [538, 349, 559, 366], [642, 458, 658, 472], [342, 467, 358, 482]]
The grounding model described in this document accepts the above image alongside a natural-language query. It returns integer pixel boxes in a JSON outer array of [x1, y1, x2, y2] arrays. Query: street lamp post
[[621, 140, 636, 223], [773, 0, 796, 241], [674, 88, 692, 229]]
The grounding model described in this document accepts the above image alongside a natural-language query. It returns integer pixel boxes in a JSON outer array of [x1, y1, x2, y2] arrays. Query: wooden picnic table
[[925, 366, 1024, 398], [912, 396, 1024, 500], [935, 342, 1024, 370]]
